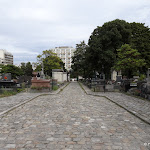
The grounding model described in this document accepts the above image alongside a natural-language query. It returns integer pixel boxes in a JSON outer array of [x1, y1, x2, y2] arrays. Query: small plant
[[0, 87, 24, 98], [17, 88, 24, 93], [0, 90, 17, 98], [52, 85, 58, 91], [138, 74, 146, 81]]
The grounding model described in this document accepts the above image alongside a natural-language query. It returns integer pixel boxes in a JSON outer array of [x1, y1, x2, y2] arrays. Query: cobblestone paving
[[0, 82, 150, 150], [81, 83, 150, 124], [0, 93, 44, 114], [0, 83, 66, 115]]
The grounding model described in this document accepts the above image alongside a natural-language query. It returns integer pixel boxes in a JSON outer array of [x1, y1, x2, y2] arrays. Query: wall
[[63, 72, 67, 82], [52, 72, 68, 83]]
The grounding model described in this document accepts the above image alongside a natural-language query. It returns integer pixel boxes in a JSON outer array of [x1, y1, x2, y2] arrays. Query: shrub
[[52, 85, 58, 91]]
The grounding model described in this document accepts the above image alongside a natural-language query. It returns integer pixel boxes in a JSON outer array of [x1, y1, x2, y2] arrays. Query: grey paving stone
[[0, 82, 149, 149], [82, 83, 150, 124]]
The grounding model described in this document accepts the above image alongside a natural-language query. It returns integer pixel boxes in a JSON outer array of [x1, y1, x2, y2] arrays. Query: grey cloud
[[0, 0, 150, 64]]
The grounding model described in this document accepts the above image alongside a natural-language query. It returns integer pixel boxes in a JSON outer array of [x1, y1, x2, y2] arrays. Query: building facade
[[0, 49, 13, 65], [51, 46, 75, 71]]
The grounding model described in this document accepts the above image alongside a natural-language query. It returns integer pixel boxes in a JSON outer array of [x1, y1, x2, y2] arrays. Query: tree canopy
[[130, 22, 150, 73], [87, 19, 131, 78], [114, 44, 146, 78], [20, 62, 33, 76], [36, 50, 64, 76], [71, 41, 88, 77], [73, 19, 150, 79], [0, 64, 24, 79]]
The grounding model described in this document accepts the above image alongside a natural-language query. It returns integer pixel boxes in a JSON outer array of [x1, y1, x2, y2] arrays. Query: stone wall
[[52, 72, 68, 83]]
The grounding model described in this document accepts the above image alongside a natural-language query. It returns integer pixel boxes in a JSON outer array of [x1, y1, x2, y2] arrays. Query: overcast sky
[[0, 0, 150, 65]]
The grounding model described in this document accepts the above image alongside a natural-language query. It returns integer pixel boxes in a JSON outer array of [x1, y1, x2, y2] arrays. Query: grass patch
[[0, 88, 25, 98], [0, 90, 18, 98], [52, 85, 59, 91]]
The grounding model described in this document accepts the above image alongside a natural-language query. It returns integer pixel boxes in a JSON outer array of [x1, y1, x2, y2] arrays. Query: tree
[[20, 62, 33, 76], [114, 44, 146, 78], [37, 50, 64, 76], [25, 62, 33, 76], [71, 41, 88, 78], [0, 64, 24, 79], [130, 22, 150, 73], [34, 64, 42, 72], [87, 19, 131, 78], [20, 63, 26, 75]]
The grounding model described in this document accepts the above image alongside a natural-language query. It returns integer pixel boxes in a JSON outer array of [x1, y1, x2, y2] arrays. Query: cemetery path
[[0, 93, 42, 115], [81, 83, 150, 125], [0, 83, 66, 116], [0, 82, 150, 150]]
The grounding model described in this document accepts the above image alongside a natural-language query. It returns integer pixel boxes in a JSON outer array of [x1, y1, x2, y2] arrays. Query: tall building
[[51, 46, 75, 71], [0, 49, 13, 65]]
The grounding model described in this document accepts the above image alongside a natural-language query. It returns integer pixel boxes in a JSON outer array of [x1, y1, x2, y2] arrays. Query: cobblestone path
[[0, 93, 42, 114], [81, 83, 150, 125], [0, 82, 150, 150]]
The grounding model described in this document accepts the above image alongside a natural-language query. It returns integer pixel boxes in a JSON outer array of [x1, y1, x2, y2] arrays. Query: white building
[[51, 46, 75, 71], [0, 49, 13, 65]]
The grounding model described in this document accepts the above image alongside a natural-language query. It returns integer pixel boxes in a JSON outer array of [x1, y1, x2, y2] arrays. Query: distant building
[[0, 49, 13, 65], [51, 46, 75, 71]]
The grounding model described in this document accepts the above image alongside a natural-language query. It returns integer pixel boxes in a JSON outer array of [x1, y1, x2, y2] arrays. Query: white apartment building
[[0, 49, 13, 65], [51, 46, 75, 71]]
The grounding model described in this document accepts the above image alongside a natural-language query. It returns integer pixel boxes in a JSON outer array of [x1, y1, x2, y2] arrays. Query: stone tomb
[[31, 72, 51, 92]]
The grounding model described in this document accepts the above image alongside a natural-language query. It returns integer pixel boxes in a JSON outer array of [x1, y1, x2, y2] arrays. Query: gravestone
[[116, 75, 122, 83], [2, 73, 11, 81], [0, 73, 16, 88]]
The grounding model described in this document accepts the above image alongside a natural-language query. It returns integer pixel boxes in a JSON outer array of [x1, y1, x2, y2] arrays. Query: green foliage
[[37, 50, 64, 76], [0, 64, 24, 79], [114, 44, 146, 78], [25, 62, 33, 76], [138, 74, 146, 81], [17, 88, 24, 92], [34, 64, 42, 72], [20, 62, 33, 76], [52, 85, 58, 91], [43, 55, 63, 76], [0, 88, 23, 98], [71, 41, 89, 77], [0, 91, 17, 98], [87, 19, 131, 78], [75, 19, 150, 79], [130, 22, 150, 73]]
